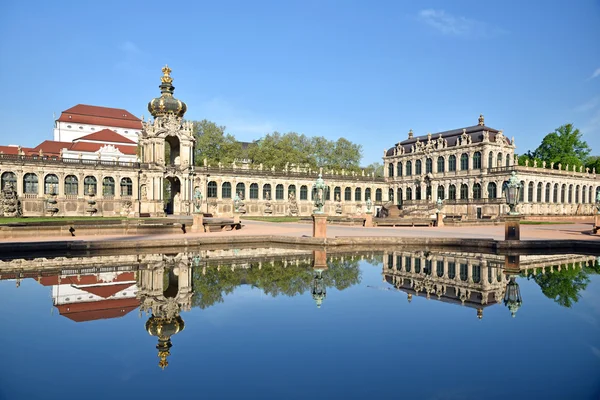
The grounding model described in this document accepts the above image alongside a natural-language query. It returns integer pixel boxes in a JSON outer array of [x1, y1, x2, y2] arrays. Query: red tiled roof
[[68, 141, 138, 155], [76, 129, 136, 144], [31, 140, 70, 156], [57, 104, 142, 130], [0, 146, 21, 155], [79, 282, 135, 299], [56, 298, 140, 323], [38, 272, 136, 287]]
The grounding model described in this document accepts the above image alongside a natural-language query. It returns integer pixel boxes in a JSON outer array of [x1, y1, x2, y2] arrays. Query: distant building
[[53, 104, 143, 143]]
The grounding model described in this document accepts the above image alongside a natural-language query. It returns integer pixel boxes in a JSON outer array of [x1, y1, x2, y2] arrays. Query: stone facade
[[383, 115, 600, 218]]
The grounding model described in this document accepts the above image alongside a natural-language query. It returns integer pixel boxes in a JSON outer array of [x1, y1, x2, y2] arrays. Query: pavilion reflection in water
[[0, 247, 365, 368], [382, 250, 598, 319], [1, 248, 598, 368]]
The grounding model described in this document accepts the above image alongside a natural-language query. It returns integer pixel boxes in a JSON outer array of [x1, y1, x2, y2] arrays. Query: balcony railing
[[0, 154, 144, 169]]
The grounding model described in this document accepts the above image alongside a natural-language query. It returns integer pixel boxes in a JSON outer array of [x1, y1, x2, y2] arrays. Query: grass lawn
[[0, 216, 133, 225], [241, 216, 301, 223]]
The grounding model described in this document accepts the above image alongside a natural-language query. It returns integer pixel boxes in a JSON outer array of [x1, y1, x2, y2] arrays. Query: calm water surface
[[1, 248, 599, 400]]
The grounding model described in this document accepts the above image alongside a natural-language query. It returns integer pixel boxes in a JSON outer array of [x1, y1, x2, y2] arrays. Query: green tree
[[331, 138, 362, 170], [192, 119, 242, 166], [532, 124, 591, 168], [585, 156, 600, 173], [364, 162, 384, 177]]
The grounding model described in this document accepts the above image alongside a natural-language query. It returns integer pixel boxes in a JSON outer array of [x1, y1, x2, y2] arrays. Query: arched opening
[[165, 135, 181, 165], [164, 176, 181, 215]]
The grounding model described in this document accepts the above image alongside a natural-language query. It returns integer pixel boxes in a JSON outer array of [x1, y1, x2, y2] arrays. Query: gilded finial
[[478, 114, 484, 126], [158, 350, 170, 370], [161, 65, 173, 84]]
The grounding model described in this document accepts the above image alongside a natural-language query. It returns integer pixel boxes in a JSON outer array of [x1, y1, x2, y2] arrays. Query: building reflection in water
[[1, 248, 598, 367], [381, 250, 598, 319]]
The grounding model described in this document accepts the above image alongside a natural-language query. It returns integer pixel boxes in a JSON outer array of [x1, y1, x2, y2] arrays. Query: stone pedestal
[[436, 212, 444, 227], [313, 250, 328, 270], [312, 214, 327, 238], [594, 214, 600, 235], [504, 254, 521, 275], [504, 215, 521, 241], [364, 213, 373, 227], [191, 214, 204, 233], [233, 214, 240, 224]]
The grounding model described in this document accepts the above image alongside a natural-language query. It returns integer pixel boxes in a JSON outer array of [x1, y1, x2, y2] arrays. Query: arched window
[[460, 264, 468, 281], [23, 173, 38, 194], [102, 177, 115, 196], [460, 153, 469, 170], [426, 185, 432, 200], [396, 188, 402, 205], [365, 188, 372, 201], [590, 187, 594, 204], [406, 160, 412, 176], [519, 181, 525, 202], [207, 181, 217, 198], [553, 184, 559, 203], [1, 172, 16, 190], [597, 186, 600, 200], [449, 184, 456, 200], [437, 185, 445, 200], [344, 187, 352, 201], [488, 152, 494, 168], [560, 184, 566, 203], [84, 176, 97, 196], [537, 182, 543, 203], [497, 153, 503, 167], [222, 182, 232, 199], [425, 158, 433, 174], [275, 184, 284, 200], [120, 177, 132, 196], [262, 184, 271, 200], [437, 156, 444, 173], [355, 187, 362, 201], [375, 188, 382, 202], [45, 174, 59, 194], [473, 183, 482, 199], [506, 154, 510, 167], [287, 185, 296, 199], [448, 155, 456, 172], [415, 160, 422, 175], [250, 183, 259, 199], [388, 163, 394, 177], [473, 152, 482, 169], [460, 184, 468, 200], [325, 186, 331, 202], [528, 182, 534, 202], [389, 188, 394, 202], [406, 187, 412, 200], [488, 182, 497, 199], [568, 184, 573, 203], [582, 186, 587, 203], [415, 185, 421, 200], [334, 186, 341, 201], [236, 183, 246, 199], [397, 162, 402, 177], [545, 183, 551, 203], [300, 185, 308, 200], [575, 185, 580, 203]]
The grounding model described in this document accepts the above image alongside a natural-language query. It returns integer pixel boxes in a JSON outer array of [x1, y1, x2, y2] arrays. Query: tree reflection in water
[[192, 255, 362, 309]]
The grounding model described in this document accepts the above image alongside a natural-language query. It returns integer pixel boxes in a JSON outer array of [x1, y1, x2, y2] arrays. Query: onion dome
[[145, 314, 185, 370], [148, 65, 187, 118]]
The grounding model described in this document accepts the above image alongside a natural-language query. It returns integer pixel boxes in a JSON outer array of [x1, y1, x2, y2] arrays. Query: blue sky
[[0, 0, 599, 165]]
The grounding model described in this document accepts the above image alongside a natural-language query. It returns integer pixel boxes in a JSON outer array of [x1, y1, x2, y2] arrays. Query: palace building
[[0, 65, 598, 219], [383, 115, 599, 219]]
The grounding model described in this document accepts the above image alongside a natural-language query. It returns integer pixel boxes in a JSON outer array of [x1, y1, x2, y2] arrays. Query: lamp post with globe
[[503, 171, 522, 240]]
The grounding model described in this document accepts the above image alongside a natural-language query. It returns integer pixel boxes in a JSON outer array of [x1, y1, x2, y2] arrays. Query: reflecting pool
[[1, 248, 599, 400]]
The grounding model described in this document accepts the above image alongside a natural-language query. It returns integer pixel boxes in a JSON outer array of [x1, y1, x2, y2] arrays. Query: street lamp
[[312, 269, 326, 308], [503, 171, 521, 215], [503, 276, 522, 318]]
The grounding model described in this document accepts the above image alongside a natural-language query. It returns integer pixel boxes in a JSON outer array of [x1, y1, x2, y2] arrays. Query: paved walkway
[[1, 220, 598, 244]]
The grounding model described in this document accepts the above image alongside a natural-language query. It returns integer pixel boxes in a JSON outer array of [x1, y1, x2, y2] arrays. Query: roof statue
[[478, 114, 485, 126]]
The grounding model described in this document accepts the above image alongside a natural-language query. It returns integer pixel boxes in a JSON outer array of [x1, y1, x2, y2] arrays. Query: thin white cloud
[[574, 96, 600, 113], [119, 41, 141, 55], [590, 67, 600, 80], [417, 9, 504, 37]]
